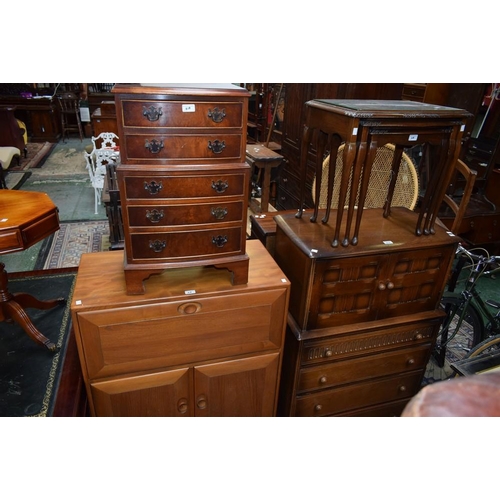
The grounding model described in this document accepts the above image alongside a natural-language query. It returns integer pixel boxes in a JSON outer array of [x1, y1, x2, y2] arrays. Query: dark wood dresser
[[112, 84, 251, 294], [275, 209, 460, 417]]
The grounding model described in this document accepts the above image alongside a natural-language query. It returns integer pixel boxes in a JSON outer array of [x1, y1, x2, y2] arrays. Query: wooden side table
[[296, 99, 471, 247], [0, 190, 64, 351], [246, 144, 283, 212]]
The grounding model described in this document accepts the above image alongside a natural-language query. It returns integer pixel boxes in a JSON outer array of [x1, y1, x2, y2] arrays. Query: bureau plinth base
[[123, 254, 250, 295]]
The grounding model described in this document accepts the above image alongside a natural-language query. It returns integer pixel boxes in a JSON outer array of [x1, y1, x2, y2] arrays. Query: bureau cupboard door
[[310, 245, 455, 329], [90, 368, 192, 417], [194, 353, 281, 417]]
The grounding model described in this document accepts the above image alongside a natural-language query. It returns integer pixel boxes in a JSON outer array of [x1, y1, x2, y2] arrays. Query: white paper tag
[[409, 134, 418, 141], [182, 104, 195, 112], [383, 240, 394, 245], [352, 127, 358, 136], [184, 289, 196, 295]]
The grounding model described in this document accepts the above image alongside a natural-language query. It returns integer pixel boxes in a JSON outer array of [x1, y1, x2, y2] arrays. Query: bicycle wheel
[[466, 334, 500, 358], [435, 296, 485, 364]]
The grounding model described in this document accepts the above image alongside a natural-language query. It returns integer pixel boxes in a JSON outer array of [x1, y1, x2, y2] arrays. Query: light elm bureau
[[70, 240, 290, 417]]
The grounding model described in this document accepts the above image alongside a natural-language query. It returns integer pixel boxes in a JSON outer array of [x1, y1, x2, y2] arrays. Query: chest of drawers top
[[112, 84, 250, 165]]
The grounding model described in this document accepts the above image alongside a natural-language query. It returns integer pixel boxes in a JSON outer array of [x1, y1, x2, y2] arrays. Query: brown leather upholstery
[[402, 372, 500, 416]]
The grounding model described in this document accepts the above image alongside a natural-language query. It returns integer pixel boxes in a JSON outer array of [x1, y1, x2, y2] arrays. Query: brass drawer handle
[[407, 358, 415, 366], [208, 139, 225, 154], [399, 385, 407, 393], [211, 207, 228, 220], [319, 376, 327, 384], [207, 107, 226, 123], [145, 209, 164, 224], [144, 180, 163, 195], [145, 139, 164, 154], [314, 404, 323, 412], [212, 235, 228, 248], [143, 105, 163, 122], [149, 239, 166, 253], [324, 349, 333, 358], [178, 302, 202, 315], [211, 180, 229, 194]]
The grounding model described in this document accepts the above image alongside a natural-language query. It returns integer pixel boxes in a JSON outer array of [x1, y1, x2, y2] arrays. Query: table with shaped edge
[[0, 190, 64, 351]]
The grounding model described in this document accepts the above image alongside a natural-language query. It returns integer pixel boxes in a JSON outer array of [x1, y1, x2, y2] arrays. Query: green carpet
[[0, 271, 76, 417], [20, 178, 106, 222]]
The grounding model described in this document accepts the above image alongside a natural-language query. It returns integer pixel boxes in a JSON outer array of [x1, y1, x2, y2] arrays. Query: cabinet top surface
[[311, 99, 471, 118], [112, 83, 250, 98], [275, 208, 460, 258], [71, 239, 288, 310]]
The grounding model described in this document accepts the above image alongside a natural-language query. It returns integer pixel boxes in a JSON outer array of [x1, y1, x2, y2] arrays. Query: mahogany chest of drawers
[[274, 208, 460, 416], [112, 84, 251, 294], [70, 240, 290, 417]]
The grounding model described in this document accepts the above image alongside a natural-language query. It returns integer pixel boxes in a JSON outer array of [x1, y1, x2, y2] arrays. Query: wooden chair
[[0, 107, 28, 158], [439, 159, 477, 235], [57, 92, 84, 142], [313, 143, 419, 211]]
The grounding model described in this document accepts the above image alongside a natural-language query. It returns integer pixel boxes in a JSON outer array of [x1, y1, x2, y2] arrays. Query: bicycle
[[431, 243, 500, 378]]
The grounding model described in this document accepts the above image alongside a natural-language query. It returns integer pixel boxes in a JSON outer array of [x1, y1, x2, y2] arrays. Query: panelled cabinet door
[[194, 353, 280, 417], [91, 368, 192, 417]]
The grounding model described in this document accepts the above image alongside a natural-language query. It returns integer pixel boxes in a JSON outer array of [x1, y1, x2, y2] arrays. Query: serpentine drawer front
[[112, 84, 251, 294], [121, 100, 244, 128]]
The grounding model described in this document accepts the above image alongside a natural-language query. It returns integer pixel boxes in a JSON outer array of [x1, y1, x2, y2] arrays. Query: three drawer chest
[[274, 208, 461, 416], [112, 84, 251, 294]]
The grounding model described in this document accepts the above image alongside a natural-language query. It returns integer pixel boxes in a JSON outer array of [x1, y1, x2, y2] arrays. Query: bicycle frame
[[434, 246, 500, 367]]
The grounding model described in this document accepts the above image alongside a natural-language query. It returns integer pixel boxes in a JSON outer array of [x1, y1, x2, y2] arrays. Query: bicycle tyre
[[436, 296, 485, 359], [465, 334, 500, 358]]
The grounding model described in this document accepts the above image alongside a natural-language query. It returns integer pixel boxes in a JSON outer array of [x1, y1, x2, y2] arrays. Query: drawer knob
[[324, 349, 333, 358], [196, 396, 207, 410], [178, 302, 202, 315], [146, 209, 164, 224], [177, 398, 188, 414], [149, 239, 166, 253], [142, 105, 163, 122], [207, 107, 226, 123], [319, 376, 327, 384], [211, 180, 229, 194], [407, 358, 415, 366], [145, 139, 164, 154], [212, 235, 228, 248], [386, 281, 395, 290], [399, 385, 407, 393], [378, 282, 386, 291], [144, 180, 163, 195], [208, 139, 226, 154], [211, 207, 228, 220], [314, 404, 323, 412]]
